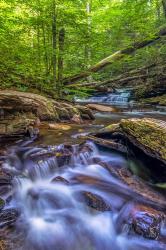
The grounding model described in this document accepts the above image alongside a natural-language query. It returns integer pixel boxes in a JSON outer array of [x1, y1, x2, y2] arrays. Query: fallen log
[[63, 27, 166, 85], [73, 63, 166, 89], [73, 63, 158, 88]]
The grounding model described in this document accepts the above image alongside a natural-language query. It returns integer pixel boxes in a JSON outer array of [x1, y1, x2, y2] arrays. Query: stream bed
[[0, 104, 166, 250]]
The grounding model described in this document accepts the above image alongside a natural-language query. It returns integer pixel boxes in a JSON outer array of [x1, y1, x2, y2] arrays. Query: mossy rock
[[141, 94, 166, 106], [120, 118, 166, 164]]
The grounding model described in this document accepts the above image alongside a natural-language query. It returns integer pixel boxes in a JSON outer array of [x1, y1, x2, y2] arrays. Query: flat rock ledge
[[0, 90, 94, 136]]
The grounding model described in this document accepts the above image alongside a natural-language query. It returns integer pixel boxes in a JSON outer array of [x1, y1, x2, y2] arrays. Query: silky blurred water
[[2, 142, 166, 250]]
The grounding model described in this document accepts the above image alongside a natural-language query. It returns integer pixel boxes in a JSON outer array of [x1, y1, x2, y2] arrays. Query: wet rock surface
[[0, 209, 19, 228], [94, 158, 166, 209], [51, 176, 69, 184], [128, 204, 165, 239], [82, 192, 112, 211]]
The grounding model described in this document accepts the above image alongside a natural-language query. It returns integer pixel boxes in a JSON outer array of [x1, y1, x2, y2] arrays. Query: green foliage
[[0, 0, 166, 97]]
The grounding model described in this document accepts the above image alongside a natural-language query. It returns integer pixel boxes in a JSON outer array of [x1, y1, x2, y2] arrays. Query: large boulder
[[101, 118, 166, 165], [0, 90, 94, 137], [0, 90, 57, 121], [120, 118, 166, 164]]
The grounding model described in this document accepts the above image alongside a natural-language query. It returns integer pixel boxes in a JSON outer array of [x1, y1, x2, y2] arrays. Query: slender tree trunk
[[42, 23, 49, 75], [156, 0, 161, 19], [58, 28, 65, 84], [85, 1, 92, 82], [52, 0, 57, 87], [162, 0, 166, 17], [37, 24, 41, 71]]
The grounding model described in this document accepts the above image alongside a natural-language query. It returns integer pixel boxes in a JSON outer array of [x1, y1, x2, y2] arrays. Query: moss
[[101, 123, 120, 133], [141, 94, 166, 106]]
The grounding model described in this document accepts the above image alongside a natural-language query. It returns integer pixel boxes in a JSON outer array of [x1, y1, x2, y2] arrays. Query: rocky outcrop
[[120, 118, 166, 164], [0, 90, 57, 121], [0, 90, 94, 137], [100, 118, 166, 165]]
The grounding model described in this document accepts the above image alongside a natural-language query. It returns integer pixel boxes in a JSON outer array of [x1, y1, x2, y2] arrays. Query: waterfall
[[75, 88, 132, 105]]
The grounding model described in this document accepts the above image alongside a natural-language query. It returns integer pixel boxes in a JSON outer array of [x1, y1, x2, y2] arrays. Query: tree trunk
[[63, 27, 166, 85], [162, 0, 166, 17], [42, 22, 49, 75], [52, 0, 57, 87], [156, 0, 161, 19], [58, 28, 65, 96], [85, 1, 92, 68]]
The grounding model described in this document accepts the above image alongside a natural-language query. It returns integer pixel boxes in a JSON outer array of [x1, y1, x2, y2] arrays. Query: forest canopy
[[0, 0, 166, 97]]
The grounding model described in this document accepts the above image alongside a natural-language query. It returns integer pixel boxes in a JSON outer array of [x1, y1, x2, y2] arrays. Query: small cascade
[[75, 88, 132, 105], [2, 142, 166, 250]]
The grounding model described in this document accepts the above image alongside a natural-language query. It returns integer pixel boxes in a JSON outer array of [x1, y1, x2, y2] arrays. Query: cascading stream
[[75, 88, 132, 105], [2, 142, 166, 250]]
